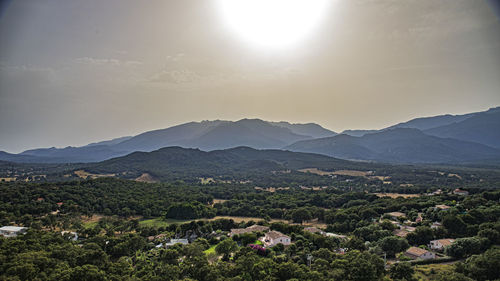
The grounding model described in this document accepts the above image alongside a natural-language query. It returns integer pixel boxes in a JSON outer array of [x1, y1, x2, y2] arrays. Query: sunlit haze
[[0, 0, 499, 152], [216, 0, 330, 49]]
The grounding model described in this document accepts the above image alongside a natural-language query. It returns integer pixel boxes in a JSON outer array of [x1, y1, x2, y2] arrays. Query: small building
[[262, 231, 291, 247], [431, 222, 442, 229], [434, 204, 451, 211], [0, 226, 28, 238], [429, 239, 455, 251], [163, 239, 189, 248], [428, 189, 442, 196], [304, 227, 325, 235], [453, 189, 469, 196], [405, 247, 435, 260], [61, 231, 78, 241], [403, 226, 416, 232]]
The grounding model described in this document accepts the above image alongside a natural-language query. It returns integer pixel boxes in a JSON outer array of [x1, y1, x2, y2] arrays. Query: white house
[[453, 189, 469, 196], [326, 233, 348, 240], [429, 239, 455, 251], [161, 239, 189, 248], [61, 231, 79, 241], [405, 247, 435, 260], [431, 222, 442, 229], [262, 231, 291, 247], [0, 226, 28, 238]]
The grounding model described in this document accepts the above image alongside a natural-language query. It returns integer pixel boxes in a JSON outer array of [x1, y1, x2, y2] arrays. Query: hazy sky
[[1, 0, 500, 153]]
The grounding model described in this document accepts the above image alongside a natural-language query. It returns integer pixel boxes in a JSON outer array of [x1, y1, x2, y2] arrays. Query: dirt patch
[[212, 199, 227, 206], [373, 193, 421, 198], [74, 170, 115, 179], [135, 173, 158, 183], [206, 216, 288, 224], [298, 168, 335, 176]]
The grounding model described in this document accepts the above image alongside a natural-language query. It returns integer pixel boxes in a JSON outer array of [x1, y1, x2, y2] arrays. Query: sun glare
[[216, 0, 330, 49]]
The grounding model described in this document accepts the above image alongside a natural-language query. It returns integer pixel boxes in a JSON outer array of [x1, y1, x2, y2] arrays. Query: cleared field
[[298, 168, 335, 176], [373, 193, 421, 198], [299, 168, 372, 177], [86, 215, 322, 229], [74, 170, 115, 179], [207, 216, 288, 224], [212, 199, 227, 206], [139, 217, 192, 227], [0, 177, 16, 182]]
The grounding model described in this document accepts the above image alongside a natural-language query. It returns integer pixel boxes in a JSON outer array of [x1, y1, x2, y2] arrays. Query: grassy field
[[204, 244, 217, 255], [139, 217, 192, 227], [413, 263, 454, 280]]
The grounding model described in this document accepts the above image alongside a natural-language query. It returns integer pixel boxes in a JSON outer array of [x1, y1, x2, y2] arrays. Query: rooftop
[[266, 231, 289, 240], [432, 239, 455, 247], [406, 246, 430, 256], [386, 212, 406, 217], [0, 226, 28, 232]]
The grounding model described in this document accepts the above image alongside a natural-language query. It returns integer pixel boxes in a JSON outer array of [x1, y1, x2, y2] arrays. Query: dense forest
[[1, 176, 499, 280]]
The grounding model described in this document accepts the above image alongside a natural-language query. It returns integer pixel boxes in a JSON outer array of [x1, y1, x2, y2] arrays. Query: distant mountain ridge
[[1, 119, 336, 163], [0, 107, 498, 165], [342, 107, 499, 137], [285, 128, 500, 164]]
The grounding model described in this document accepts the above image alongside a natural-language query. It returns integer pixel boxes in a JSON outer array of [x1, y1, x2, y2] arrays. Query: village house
[[61, 231, 78, 241], [434, 204, 451, 211], [404, 247, 435, 260], [0, 226, 28, 238], [427, 189, 443, 196], [431, 222, 442, 229], [261, 231, 291, 247], [158, 238, 189, 248], [304, 227, 325, 236], [429, 239, 455, 251], [229, 225, 269, 237], [453, 189, 469, 196]]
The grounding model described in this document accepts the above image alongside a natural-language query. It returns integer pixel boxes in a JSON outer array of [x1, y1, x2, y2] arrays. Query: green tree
[[215, 238, 238, 260], [389, 262, 415, 281], [378, 236, 409, 257], [291, 208, 313, 224]]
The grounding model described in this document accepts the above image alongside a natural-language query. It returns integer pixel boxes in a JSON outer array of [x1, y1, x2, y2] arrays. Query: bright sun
[[216, 0, 330, 49]]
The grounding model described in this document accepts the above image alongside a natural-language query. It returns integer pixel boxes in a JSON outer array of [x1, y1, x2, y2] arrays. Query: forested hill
[[85, 146, 382, 180]]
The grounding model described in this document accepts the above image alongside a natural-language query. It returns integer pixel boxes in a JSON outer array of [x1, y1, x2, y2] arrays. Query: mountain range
[[1, 107, 499, 165]]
